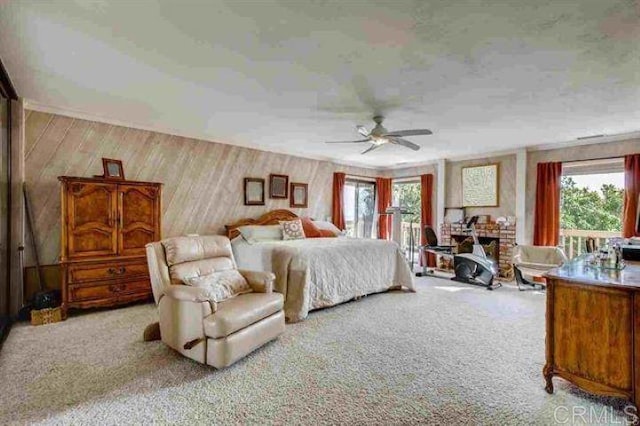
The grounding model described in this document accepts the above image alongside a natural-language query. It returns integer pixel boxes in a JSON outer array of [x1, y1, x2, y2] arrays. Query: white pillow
[[183, 270, 252, 303], [312, 220, 344, 236], [237, 225, 283, 244]]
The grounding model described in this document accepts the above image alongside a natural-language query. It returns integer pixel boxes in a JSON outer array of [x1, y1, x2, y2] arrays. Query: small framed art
[[102, 158, 125, 180], [244, 178, 265, 206], [269, 174, 288, 199], [290, 182, 308, 208]]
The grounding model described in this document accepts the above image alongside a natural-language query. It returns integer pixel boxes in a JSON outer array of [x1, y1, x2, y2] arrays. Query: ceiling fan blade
[[356, 125, 369, 137], [384, 129, 433, 137], [389, 137, 420, 151], [325, 138, 371, 144], [361, 144, 383, 155]]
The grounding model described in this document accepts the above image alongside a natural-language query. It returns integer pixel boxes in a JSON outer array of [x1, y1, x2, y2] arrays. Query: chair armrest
[[238, 269, 275, 293], [164, 285, 217, 311], [515, 262, 560, 271], [556, 249, 569, 264], [158, 285, 214, 362]]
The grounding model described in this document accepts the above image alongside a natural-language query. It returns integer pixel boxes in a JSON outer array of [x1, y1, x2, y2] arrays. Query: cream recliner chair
[[512, 245, 568, 291], [145, 235, 285, 368]]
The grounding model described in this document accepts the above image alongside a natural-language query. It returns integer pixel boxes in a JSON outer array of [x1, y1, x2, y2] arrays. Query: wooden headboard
[[225, 209, 299, 240]]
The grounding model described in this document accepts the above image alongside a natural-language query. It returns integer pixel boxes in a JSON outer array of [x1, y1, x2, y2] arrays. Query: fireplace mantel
[[440, 222, 516, 279]]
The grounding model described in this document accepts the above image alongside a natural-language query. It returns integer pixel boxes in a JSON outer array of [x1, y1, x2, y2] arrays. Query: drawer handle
[[107, 268, 117, 275], [118, 267, 126, 275], [109, 284, 127, 292]]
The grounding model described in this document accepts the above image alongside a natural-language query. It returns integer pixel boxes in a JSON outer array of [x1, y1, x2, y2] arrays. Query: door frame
[[0, 55, 17, 346]]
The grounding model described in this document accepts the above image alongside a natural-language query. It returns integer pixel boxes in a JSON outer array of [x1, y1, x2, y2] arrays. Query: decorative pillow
[[300, 217, 323, 238], [183, 270, 252, 303], [312, 220, 342, 236], [238, 225, 283, 244], [280, 219, 306, 240]]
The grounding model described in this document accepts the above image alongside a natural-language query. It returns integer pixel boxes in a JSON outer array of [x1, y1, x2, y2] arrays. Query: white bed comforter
[[232, 237, 414, 322]]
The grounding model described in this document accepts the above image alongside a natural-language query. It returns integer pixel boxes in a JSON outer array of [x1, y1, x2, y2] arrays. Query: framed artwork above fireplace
[[462, 163, 499, 207]]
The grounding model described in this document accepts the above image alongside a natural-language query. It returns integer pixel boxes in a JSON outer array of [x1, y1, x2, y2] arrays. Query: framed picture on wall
[[290, 182, 308, 208], [461, 163, 499, 207], [102, 158, 125, 180], [244, 178, 265, 206], [269, 174, 288, 199]]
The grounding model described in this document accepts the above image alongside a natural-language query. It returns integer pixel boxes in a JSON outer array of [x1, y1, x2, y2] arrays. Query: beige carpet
[[0, 277, 631, 425]]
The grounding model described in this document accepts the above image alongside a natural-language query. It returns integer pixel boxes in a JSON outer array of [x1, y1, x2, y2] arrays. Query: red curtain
[[376, 178, 392, 239], [420, 174, 436, 266], [332, 172, 346, 230], [623, 154, 640, 238], [533, 162, 562, 246]]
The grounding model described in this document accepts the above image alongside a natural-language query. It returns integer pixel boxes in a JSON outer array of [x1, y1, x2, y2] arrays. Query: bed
[[226, 210, 415, 322]]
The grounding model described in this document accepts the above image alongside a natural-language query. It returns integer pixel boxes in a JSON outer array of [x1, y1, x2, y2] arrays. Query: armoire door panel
[[67, 182, 118, 258], [118, 184, 160, 256], [121, 227, 155, 254]]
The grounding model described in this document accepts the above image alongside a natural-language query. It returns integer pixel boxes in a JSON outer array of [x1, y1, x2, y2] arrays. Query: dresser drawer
[[69, 279, 151, 302], [68, 260, 149, 284]]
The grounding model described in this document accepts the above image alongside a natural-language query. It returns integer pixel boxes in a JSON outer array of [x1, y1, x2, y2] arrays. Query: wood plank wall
[[24, 110, 381, 265]]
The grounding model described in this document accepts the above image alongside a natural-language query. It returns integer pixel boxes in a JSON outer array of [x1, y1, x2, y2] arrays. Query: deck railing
[[559, 229, 621, 259], [394, 226, 619, 261], [400, 221, 422, 250], [344, 220, 421, 244], [344, 219, 375, 239]]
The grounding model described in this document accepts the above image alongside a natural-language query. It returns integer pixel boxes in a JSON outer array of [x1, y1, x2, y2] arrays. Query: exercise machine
[[416, 226, 454, 278], [451, 216, 501, 290]]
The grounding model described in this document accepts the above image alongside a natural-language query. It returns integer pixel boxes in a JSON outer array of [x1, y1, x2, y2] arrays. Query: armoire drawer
[[67, 260, 149, 284], [69, 279, 151, 302]]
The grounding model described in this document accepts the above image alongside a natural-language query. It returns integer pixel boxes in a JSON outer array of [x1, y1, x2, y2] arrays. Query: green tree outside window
[[560, 176, 623, 232]]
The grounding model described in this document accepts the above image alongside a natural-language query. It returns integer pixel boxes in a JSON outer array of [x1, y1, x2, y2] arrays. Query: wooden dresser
[[544, 257, 640, 407], [59, 176, 162, 315]]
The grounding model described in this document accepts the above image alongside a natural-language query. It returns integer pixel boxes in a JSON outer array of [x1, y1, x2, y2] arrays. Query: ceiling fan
[[325, 116, 433, 154]]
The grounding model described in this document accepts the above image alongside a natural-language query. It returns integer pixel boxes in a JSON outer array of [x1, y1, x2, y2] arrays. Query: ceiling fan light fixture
[[324, 116, 432, 154], [371, 137, 388, 145]]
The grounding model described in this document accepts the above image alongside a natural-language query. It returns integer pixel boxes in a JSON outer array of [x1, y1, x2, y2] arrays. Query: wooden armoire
[[59, 176, 162, 315]]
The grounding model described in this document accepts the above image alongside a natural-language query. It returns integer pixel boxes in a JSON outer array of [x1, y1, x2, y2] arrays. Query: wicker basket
[[31, 307, 63, 326]]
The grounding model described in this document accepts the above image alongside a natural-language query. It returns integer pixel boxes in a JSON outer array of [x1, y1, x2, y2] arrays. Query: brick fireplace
[[440, 222, 516, 279]]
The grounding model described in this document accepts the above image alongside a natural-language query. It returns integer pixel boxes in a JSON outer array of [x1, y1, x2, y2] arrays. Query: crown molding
[[23, 100, 640, 173], [382, 148, 520, 171], [386, 129, 640, 171], [526, 130, 640, 152], [445, 148, 521, 163], [23, 100, 385, 171], [382, 159, 438, 170]]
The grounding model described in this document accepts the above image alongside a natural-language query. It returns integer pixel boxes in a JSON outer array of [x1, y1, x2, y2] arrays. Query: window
[[560, 158, 624, 258], [344, 179, 376, 238], [392, 179, 421, 264]]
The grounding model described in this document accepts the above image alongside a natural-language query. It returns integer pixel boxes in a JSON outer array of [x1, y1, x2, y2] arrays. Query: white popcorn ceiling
[[1, 0, 639, 168]]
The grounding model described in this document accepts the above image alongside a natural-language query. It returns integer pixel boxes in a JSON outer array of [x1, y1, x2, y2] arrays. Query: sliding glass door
[[560, 158, 624, 258], [344, 179, 376, 238], [392, 180, 421, 263]]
